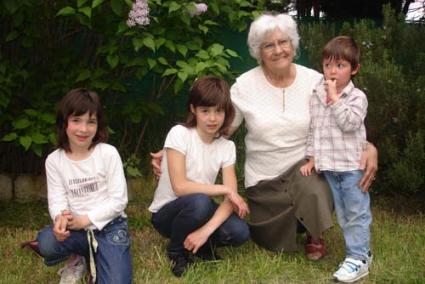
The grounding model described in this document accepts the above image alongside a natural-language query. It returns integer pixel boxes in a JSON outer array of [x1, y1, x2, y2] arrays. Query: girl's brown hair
[[56, 88, 108, 152], [322, 36, 360, 69], [185, 76, 235, 137]]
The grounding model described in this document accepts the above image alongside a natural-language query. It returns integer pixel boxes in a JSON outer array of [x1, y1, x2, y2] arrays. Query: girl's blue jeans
[[151, 193, 250, 256], [323, 170, 372, 261], [36, 216, 132, 284]]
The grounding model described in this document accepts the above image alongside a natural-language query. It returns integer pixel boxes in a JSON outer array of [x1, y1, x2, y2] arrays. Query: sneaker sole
[[334, 270, 369, 283]]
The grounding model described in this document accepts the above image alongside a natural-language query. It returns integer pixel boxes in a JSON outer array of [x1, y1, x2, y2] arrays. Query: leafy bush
[[0, 0, 264, 176], [300, 5, 425, 196]]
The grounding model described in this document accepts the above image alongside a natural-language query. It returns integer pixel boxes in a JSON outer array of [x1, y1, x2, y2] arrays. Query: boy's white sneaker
[[58, 256, 86, 284], [333, 257, 369, 283], [367, 251, 373, 266]]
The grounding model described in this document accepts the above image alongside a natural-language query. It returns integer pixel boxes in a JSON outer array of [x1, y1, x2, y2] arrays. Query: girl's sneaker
[[333, 257, 369, 283], [58, 255, 86, 284]]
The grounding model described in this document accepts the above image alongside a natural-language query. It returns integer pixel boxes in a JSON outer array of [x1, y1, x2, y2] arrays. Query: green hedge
[[0, 0, 265, 177], [1, 2, 424, 196]]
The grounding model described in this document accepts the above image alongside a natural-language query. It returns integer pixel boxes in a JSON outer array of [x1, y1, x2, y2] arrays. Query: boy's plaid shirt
[[306, 79, 368, 172]]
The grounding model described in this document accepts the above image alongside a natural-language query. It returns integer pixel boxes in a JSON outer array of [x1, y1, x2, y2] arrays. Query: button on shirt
[[306, 80, 368, 172]]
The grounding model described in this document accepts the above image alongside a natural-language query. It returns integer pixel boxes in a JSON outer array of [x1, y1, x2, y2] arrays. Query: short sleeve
[[164, 125, 189, 155], [221, 141, 236, 168]]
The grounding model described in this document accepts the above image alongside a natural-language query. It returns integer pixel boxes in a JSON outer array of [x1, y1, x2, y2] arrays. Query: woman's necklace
[[264, 64, 296, 111]]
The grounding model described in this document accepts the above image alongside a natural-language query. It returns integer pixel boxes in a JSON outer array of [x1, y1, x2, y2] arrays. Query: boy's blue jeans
[[151, 193, 250, 256], [36, 216, 132, 284], [323, 170, 372, 261]]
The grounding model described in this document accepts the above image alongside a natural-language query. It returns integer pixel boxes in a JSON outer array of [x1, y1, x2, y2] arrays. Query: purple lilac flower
[[189, 3, 208, 17], [127, 0, 150, 27]]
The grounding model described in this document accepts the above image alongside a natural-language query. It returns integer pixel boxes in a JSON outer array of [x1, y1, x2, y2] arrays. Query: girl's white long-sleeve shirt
[[45, 143, 128, 230]]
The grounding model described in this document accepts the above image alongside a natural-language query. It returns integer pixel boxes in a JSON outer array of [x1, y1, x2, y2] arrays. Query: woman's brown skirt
[[245, 160, 334, 252]]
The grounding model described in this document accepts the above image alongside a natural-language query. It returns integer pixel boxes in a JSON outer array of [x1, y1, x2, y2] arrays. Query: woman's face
[[260, 28, 294, 73]]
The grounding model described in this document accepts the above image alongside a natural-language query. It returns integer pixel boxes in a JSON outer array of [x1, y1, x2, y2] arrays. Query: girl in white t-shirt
[[149, 76, 250, 277], [23, 88, 132, 283]]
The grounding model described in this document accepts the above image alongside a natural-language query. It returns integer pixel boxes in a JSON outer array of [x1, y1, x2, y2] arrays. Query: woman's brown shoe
[[305, 236, 327, 260]]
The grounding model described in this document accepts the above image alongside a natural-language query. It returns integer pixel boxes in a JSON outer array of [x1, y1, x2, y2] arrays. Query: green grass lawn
[[1, 181, 424, 284]]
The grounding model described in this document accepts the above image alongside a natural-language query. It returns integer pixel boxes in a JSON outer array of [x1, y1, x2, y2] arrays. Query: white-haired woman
[[228, 13, 377, 259], [152, 13, 378, 260]]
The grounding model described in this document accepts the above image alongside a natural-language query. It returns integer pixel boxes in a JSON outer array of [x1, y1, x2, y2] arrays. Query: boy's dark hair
[[185, 76, 235, 137], [322, 36, 360, 69], [56, 88, 108, 152]]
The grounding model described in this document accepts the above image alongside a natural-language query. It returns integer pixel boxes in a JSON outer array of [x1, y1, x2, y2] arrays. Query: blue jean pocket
[[104, 218, 130, 246]]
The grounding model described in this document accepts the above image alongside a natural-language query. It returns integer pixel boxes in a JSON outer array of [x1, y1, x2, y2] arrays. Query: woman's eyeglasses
[[262, 38, 292, 52]]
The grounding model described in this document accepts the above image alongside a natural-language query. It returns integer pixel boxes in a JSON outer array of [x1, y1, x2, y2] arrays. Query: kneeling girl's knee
[[36, 226, 58, 257]]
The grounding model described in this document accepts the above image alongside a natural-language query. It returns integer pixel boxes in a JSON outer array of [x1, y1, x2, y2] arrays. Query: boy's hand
[[300, 159, 314, 176], [324, 79, 338, 104]]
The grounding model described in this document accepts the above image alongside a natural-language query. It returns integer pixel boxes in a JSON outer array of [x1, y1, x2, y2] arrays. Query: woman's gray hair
[[247, 13, 300, 64]]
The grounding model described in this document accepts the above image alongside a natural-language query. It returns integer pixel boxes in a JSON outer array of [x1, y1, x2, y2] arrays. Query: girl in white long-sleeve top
[[25, 88, 132, 284]]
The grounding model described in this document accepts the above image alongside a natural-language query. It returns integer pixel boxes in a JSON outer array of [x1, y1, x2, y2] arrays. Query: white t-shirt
[[231, 64, 322, 188], [148, 125, 236, 213], [46, 143, 128, 230]]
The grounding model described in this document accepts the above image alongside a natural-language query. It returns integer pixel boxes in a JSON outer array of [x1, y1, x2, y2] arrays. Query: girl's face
[[323, 58, 359, 92], [190, 105, 225, 142], [66, 111, 98, 152]]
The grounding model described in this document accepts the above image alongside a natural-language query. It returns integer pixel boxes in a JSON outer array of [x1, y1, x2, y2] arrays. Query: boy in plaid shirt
[[300, 36, 372, 283]]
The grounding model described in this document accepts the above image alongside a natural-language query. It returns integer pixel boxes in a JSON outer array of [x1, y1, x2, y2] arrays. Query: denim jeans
[[151, 193, 250, 256], [37, 216, 132, 284], [323, 170, 372, 261]]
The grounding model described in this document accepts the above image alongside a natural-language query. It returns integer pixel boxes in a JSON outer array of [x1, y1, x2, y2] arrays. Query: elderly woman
[[152, 13, 378, 260]]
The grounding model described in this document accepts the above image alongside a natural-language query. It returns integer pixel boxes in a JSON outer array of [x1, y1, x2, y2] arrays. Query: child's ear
[[190, 104, 195, 114], [351, 63, 360, 76]]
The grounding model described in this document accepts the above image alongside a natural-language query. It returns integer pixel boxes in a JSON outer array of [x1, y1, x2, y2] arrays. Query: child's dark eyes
[[197, 107, 224, 114], [69, 117, 97, 124], [324, 63, 347, 69]]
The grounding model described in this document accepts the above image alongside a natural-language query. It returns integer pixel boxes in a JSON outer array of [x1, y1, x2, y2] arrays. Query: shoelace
[[340, 260, 361, 273]]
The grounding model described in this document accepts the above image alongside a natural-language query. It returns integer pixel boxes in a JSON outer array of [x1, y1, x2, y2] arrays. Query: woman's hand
[[227, 191, 250, 219], [150, 150, 164, 178], [184, 228, 210, 254], [359, 142, 378, 192]]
